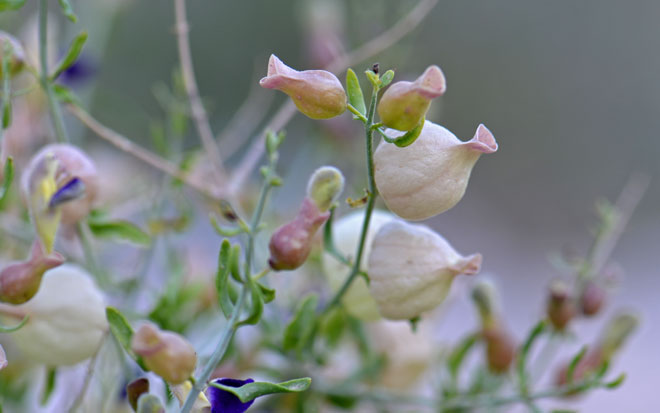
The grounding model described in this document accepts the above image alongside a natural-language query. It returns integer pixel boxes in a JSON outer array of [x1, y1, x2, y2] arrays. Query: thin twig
[[67, 105, 224, 202], [591, 173, 649, 276], [227, 0, 439, 196], [173, 0, 226, 179], [68, 333, 107, 413], [216, 60, 274, 160]]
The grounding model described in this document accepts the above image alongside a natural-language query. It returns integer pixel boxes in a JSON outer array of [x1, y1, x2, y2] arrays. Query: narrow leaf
[[0, 157, 14, 203], [52, 84, 81, 106], [210, 214, 243, 237], [106, 307, 136, 359], [257, 282, 275, 303], [209, 377, 311, 404], [448, 333, 479, 378], [379, 69, 395, 88], [51, 31, 87, 80], [229, 244, 242, 283], [604, 373, 626, 389], [216, 240, 234, 319], [379, 118, 425, 148], [236, 279, 264, 326], [88, 219, 151, 247], [566, 346, 588, 384], [0, 0, 26, 11], [0, 314, 28, 333], [57, 0, 77, 22], [2, 100, 10, 129], [346, 68, 366, 116], [283, 294, 318, 353]]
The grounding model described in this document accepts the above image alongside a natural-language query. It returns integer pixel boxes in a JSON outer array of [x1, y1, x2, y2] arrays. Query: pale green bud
[[306, 166, 344, 212]]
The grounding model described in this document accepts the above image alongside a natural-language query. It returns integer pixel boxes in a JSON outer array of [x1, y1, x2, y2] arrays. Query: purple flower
[[207, 378, 255, 413]]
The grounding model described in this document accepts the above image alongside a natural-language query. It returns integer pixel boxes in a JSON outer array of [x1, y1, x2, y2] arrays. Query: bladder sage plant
[[0, 1, 642, 412]]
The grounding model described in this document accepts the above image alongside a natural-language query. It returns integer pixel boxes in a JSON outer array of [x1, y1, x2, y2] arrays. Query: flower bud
[[0, 240, 64, 304], [11, 264, 108, 366], [321, 210, 394, 321], [471, 279, 501, 328], [555, 348, 604, 390], [259, 54, 347, 119], [0, 31, 25, 78], [22, 144, 99, 252], [377, 65, 446, 131], [599, 312, 638, 360], [546, 279, 577, 331], [268, 198, 329, 271], [483, 327, 516, 374], [127, 378, 150, 411], [579, 281, 606, 316], [306, 166, 345, 212], [368, 219, 481, 320], [374, 121, 498, 221], [131, 322, 197, 385]]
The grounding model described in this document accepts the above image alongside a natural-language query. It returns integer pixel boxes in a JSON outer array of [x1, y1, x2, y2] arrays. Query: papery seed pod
[[0, 31, 26, 78], [579, 281, 606, 316], [131, 322, 197, 385], [11, 264, 108, 366], [306, 166, 345, 212], [259, 54, 347, 119], [368, 219, 481, 320], [483, 326, 516, 374], [377, 65, 446, 131], [374, 121, 498, 221], [0, 240, 64, 304], [268, 198, 329, 271], [547, 279, 577, 331], [366, 319, 434, 389], [321, 210, 394, 321], [22, 144, 99, 251]]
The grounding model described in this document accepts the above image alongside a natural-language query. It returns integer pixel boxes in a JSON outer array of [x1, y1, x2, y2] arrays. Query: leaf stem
[[180, 154, 276, 413], [325, 83, 379, 312]]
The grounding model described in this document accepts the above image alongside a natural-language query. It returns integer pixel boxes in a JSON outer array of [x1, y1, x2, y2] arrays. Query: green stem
[[1, 41, 11, 143], [39, 0, 69, 143], [180, 159, 276, 413], [325, 85, 379, 311]]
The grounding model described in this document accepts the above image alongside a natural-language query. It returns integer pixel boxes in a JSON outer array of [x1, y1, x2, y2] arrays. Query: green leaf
[[236, 278, 264, 326], [209, 377, 311, 403], [88, 219, 151, 247], [136, 394, 165, 413], [283, 294, 318, 353], [379, 69, 395, 88], [257, 282, 275, 303], [51, 31, 87, 80], [2, 100, 10, 129], [210, 214, 243, 237], [216, 240, 235, 319], [0, 314, 28, 333], [229, 244, 242, 283], [52, 84, 81, 106], [0, 0, 25, 11], [566, 345, 588, 384], [448, 333, 479, 378], [379, 118, 425, 148], [0, 157, 14, 203], [320, 307, 346, 348], [57, 0, 77, 22], [265, 130, 285, 156], [365, 70, 379, 89], [345, 68, 366, 116], [106, 307, 137, 360], [517, 320, 547, 391], [40, 368, 56, 405], [604, 373, 626, 389]]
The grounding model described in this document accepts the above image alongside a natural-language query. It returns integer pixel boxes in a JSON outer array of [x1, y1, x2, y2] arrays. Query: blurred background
[[1, 0, 658, 411]]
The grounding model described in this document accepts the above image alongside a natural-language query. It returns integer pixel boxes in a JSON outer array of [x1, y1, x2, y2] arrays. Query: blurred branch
[[68, 105, 225, 203], [227, 0, 439, 196], [591, 173, 649, 276], [173, 0, 227, 180], [216, 60, 274, 160]]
